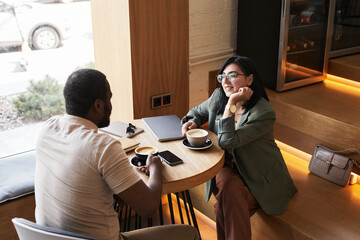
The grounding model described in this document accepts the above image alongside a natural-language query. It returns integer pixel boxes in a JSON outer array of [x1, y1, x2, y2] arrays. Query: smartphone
[[158, 150, 183, 166]]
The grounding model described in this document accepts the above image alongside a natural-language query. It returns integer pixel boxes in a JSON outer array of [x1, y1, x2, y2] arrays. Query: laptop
[[142, 115, 184, 142]]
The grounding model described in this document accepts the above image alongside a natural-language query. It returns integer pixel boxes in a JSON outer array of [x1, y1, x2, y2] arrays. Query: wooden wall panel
[[92, 0, 189, 121], [129, 0, 189, 119], [0, 194, 35, 240], [91, 0, 134, 122]]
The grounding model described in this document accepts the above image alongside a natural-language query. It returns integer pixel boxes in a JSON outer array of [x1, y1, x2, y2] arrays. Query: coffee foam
[[136, 147, 157, 154], [187, 129, 207, 137]]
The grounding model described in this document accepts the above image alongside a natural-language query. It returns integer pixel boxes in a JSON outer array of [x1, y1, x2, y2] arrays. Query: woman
[[181, 55, 298, 240]]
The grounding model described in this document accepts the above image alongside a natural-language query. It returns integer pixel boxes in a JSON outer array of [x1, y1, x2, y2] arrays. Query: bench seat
[[0, 150, 36, 203], [0, 150, 36, 240]]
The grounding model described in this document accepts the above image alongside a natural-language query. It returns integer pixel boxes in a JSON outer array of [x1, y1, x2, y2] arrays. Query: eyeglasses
[[126, 123, 137, 134], [217, 72, 244, 83]]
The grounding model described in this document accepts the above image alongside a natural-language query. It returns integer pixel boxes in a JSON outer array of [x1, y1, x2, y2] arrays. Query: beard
[[97, 104, 111, 128]]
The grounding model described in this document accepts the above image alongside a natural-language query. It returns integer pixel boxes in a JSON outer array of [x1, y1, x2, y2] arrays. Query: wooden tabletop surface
[[127, 120, 225, 194]]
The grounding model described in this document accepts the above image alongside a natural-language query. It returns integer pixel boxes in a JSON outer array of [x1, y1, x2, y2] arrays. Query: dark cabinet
[[330, 0, 360, 58], [237, 0, 333, 91]]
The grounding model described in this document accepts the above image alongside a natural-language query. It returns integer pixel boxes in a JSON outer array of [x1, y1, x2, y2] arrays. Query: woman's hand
[[181, 120, 197, 136], [228, 87, 253, 106]]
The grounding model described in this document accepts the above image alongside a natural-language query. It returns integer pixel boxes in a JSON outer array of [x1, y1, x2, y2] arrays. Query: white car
[[0, 0, 71, 51]]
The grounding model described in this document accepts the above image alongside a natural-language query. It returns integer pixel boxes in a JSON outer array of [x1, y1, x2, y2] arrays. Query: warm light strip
[[286, 62, 321, 76], [326, 74, 360, 89], [275, 140, 312, 162], [323, 79, 360, 95], [276, 140, 360, 186]]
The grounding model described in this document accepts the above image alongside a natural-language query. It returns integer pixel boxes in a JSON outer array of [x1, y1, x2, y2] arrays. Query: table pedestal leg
[[183, 190, 201, 238], [175, 192, 184, 224], [167, 193, 175, 224]]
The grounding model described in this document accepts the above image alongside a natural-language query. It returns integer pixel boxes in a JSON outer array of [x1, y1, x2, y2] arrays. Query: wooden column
[[91, 0, 189, 122]]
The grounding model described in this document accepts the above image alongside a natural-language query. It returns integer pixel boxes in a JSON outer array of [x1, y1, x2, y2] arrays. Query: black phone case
[[159, 151, 183, 166]]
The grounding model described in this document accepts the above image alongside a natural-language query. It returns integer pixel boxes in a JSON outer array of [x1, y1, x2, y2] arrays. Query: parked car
[[36, 0, 74, 3], [35, 0, 89, 3], [0, 0, 71, 52]]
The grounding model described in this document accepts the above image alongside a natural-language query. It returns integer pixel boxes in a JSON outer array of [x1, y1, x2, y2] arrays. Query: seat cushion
[[0, 150, 36, 203]]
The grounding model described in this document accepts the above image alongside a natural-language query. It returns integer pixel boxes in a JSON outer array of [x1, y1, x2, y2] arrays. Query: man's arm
[[116, 155, 162, 217]]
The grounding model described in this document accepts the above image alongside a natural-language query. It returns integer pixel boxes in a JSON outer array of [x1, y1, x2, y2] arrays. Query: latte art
[[186, 129, 208, 147], [135, 146, 159, 161], [137, 147, 157, 154], [187, 130, 207, 137]]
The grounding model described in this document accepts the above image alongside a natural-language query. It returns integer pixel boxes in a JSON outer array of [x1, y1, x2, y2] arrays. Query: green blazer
[[182, 88, 298, 215]]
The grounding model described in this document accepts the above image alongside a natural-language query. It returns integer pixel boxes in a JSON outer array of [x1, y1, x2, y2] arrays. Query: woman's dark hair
[[63, 69, 108, 117], [216, 55, 269, 114]]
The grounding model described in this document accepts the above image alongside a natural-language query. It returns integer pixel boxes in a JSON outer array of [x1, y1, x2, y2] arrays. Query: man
[[35, 69, 199, 240]]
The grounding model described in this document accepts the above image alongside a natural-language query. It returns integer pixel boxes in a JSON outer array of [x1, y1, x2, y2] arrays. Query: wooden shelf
[[328, 54, 360, 82], [267, 80, 360, 172]]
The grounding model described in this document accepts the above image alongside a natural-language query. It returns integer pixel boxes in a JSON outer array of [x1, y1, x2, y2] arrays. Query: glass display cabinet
[[330, 0, 360, 58], [236, 0, 334, 91]]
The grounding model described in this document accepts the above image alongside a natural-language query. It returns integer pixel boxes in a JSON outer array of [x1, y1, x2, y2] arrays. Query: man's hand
[[139, 154, 162, 176], [117, 154, 162, 217]]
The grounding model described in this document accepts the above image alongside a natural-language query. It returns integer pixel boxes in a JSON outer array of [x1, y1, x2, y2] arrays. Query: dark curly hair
[[63, 69, 108, 117]]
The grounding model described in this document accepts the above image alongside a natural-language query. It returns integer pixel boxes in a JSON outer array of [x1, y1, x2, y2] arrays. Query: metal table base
[[116, 190, 201, 238]]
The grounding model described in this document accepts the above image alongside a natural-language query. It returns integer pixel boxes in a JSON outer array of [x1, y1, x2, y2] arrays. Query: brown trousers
[[214, 162, 259, 240]]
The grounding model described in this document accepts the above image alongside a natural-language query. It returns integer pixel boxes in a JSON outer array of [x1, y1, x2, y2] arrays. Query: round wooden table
[[111, 119, 224, 236], [128, 120, 225, 194]]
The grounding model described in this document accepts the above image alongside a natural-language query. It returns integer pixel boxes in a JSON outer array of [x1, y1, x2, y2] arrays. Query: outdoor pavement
[[0, 1, 93, 158], [0, 1, 93, 97]]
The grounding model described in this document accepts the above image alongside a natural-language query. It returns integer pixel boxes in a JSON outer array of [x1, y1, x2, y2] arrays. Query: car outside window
[[0, 0, 93, 158]]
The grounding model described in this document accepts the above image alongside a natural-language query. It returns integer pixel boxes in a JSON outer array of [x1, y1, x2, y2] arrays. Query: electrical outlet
[[151, 96, 162, 109], [151, 93, 172, 109], [162, 93, 171, 106]]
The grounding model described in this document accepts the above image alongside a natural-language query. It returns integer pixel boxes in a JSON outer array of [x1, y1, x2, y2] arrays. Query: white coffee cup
[[186, 129, 208, 147]]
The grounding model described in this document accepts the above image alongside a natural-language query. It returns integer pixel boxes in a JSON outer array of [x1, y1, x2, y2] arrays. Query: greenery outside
[[0, 62, 94, 132], [12, 75, 65, 121]]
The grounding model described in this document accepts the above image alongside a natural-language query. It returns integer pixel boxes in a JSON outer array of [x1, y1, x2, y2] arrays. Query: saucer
[[182, 138, 212, 150], [130, 157, 146, 168]]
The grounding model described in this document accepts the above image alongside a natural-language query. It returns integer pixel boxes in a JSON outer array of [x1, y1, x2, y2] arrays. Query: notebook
[[103, 134, 139, 153], [100, 121, 144, 138], [142, 115, 184, 142], [118, 137, 140, 153]]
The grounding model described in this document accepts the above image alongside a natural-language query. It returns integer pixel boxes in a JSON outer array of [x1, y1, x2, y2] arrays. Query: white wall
[[189, 0, 238, 108]]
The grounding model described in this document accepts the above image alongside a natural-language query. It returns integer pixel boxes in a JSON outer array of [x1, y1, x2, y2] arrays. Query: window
[[0, 0, 94, 158]]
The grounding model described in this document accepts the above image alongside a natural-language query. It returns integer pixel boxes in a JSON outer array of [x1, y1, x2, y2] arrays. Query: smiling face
[[221, 63, 253, 97]]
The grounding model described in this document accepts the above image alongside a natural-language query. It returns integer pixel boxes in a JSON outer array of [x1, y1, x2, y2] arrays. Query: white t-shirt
[[35, 115, 141, 240]]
